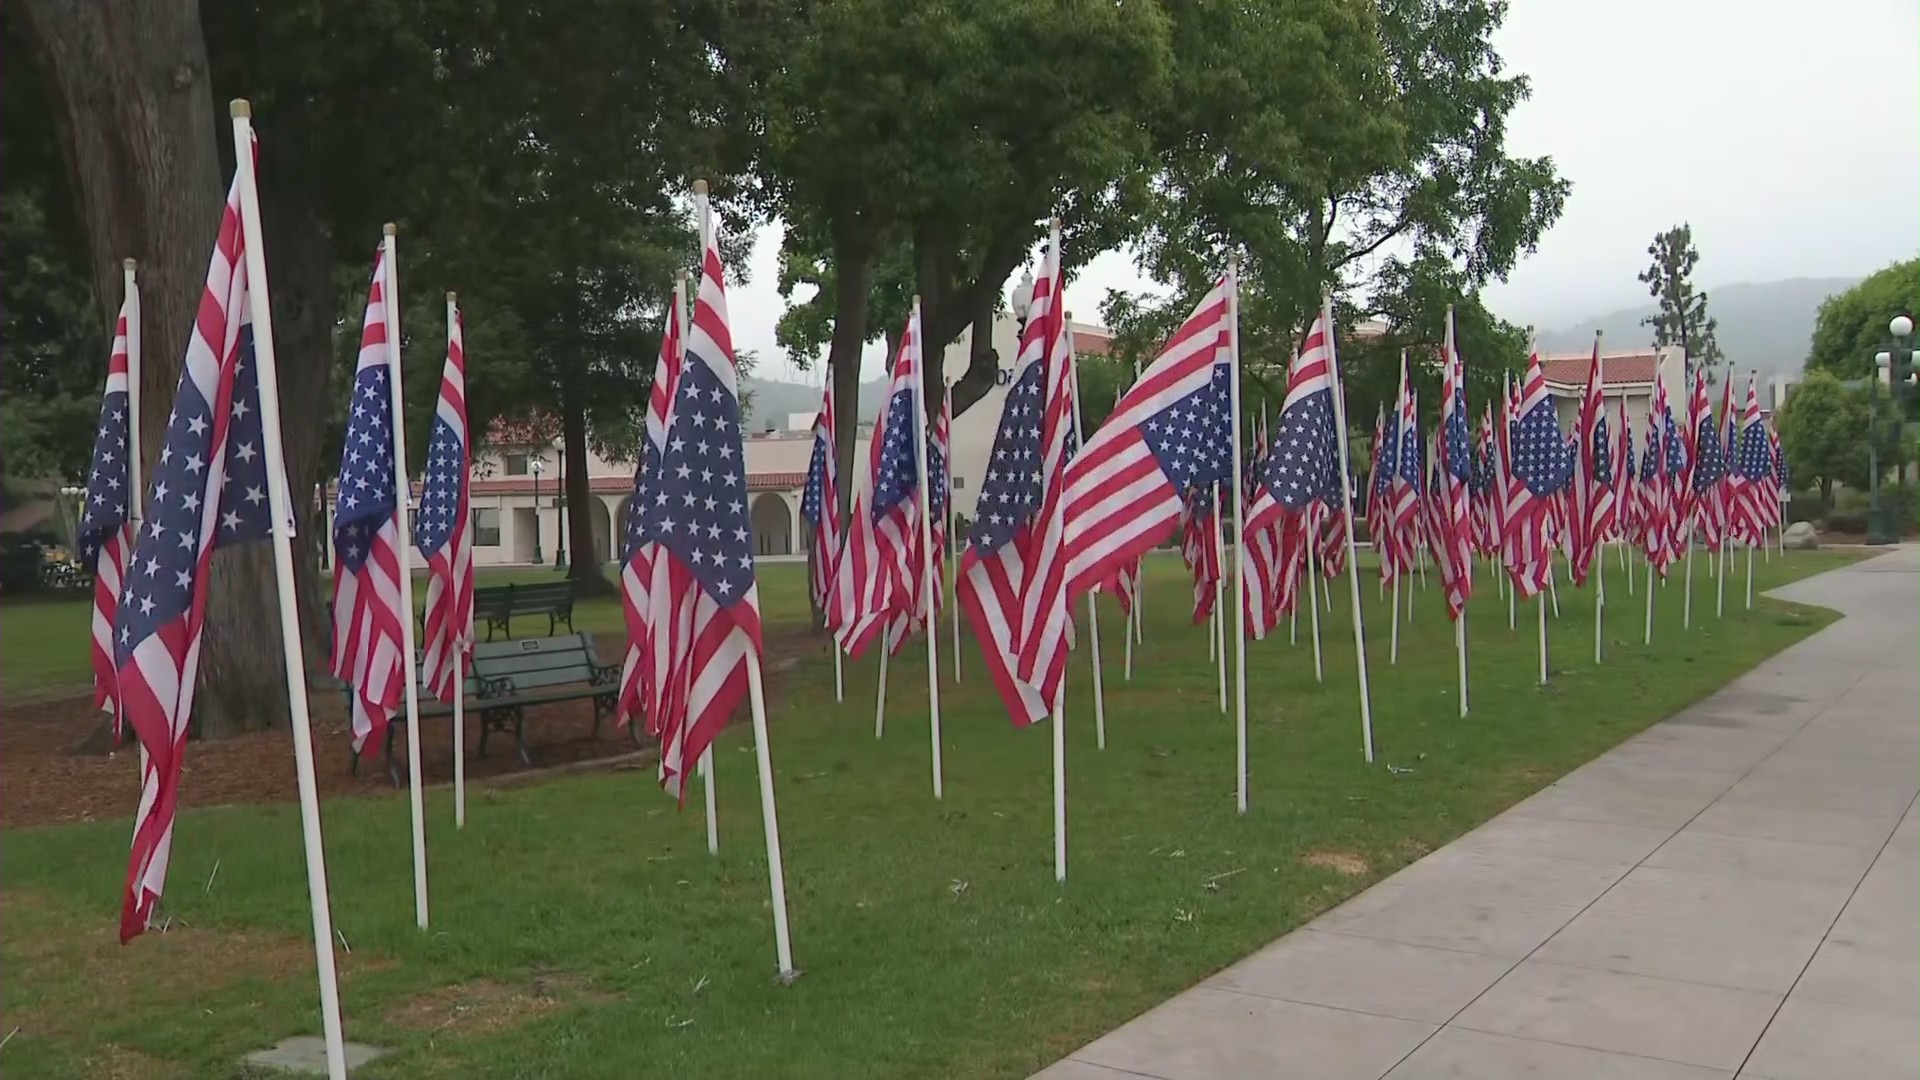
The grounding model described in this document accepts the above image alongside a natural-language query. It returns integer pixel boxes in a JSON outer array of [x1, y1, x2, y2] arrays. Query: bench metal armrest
[[589, 662, 619, 688], [477, 674, 516, 700]]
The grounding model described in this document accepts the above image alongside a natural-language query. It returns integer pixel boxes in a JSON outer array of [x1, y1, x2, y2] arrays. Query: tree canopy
[[1804, 259, 1920, 379], [1638, 223, 1724, 371]]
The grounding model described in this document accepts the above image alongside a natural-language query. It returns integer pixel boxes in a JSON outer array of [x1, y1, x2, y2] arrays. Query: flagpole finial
[[694, 178, 710, 197], [229, 98, 251, 119], [446, 291, 457, 304], [123, 257, 137, 272], [383, 222, 397, 237], [913, 293, 922, 307]]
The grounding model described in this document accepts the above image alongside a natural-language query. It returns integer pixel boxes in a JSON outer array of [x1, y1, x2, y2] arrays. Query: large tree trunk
[[828, 223, 875, 525], [22, 0, 331, 737], [197, 189, 337, 734], [560, 379, 613, 596]]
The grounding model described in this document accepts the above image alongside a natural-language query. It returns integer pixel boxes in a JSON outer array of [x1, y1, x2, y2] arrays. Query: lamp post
[[554, 450, 568, 572], [529, 457, 546, 564], [1011, 268, 1035, 340], [1867, 314, 1914, 546]]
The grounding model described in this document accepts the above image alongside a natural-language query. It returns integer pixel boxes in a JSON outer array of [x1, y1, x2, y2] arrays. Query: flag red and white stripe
[[621, 294, 684, 734], [329, 246, 408, 753], [959, 239, 1069, 726], [649, 232, 763, 799], [1569, 338, 1614, 584], [417, 302, 473, 701], [88, 306, 135, 724]]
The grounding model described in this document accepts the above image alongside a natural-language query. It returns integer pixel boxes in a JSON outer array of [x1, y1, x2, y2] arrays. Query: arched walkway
[[750, 493, 794, 556], [586, 497, 613, 565]]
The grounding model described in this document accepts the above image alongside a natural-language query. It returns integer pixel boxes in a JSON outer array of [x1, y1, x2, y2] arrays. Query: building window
[[504, 452, 530, 476], [952, 475, 965, 490], [472, 507, 501, 546]]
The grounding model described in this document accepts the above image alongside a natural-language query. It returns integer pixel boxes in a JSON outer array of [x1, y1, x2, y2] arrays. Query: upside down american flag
[[114, 173, 278, 942]]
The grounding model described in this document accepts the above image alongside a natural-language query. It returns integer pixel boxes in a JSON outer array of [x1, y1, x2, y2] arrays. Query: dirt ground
[[1, 628, 822, 830]]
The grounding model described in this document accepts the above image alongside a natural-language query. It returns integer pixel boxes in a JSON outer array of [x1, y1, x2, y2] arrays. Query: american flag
[[834, 309, 928, 659], [83, 299, 135, 725], [1470, 407, 1497, 556], [1569, 339, 1615, 584], [1386, 364, 1422, 580], [1063, 276, 1232, 602], [1318, 496, 1348, 579], [619, 293, 683, 736], [1180, 485, 1223, 624], [1500, 348, 1571, 597], [114, 174, 276, 941], [1242, 313, 1339, 638], [1365, 405, 1390, 552], [1435, 317, 1474, 618], [1661, 395, 1689, 565], [640, 229, 761, 799], [416, 299, 472, 702], [882, 312, 949, 656], [1686, 367, 1727, 553], [330, 246, 408, 754], [799, 377, 840, 616], [1729, 374, 1772, 546], [1768, 423, 1789, 522], [1613, 396, 1636, 546], [958, 243, 1074, 727], [1637, 374, 1686, 575]]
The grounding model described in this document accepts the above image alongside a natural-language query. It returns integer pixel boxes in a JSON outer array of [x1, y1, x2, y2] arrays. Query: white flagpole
[[1717, 540, 1727, 617], [831, 618, 845, 702], [689, 175, 794, 979], [1053, 684, 1067, 882], [1389, 576, 1400, 664], [1063, 313, 1104, 751], [1289, 564, 1299, 645], [1213, 484, 1227, 715], [1546, 556, 1562, 619], [446, 292, 467, 830], [1226, 256, 1249, 814], [1683, 534, 1696, 628], [701, 746, 718, 855], [1593, 347, 1606, 668], [1207, 580, 1218, 662], [1595, 533, 1607, 667], [1306, 537, 1324, 683], [123, 259, 143, 522], [946, 378, 962, 684], [874, 647, 888, 738], [743, 658, 796, 979], [1745, 540, 1755, 609], [378, 224, 432, 931], [909, 297, 945, 797], [1644, 556, 1655, 644], [1323, 294, 1375, 764], [230, 100, 348, 1080], [1537, 592, 1548, 684], [1508, 571, 1516, 630], [1123, 596, 1134, 681]]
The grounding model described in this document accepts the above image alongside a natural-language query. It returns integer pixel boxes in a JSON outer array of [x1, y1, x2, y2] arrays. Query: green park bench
[[475, 581, 576, 641], [347, 632, 635, 787]]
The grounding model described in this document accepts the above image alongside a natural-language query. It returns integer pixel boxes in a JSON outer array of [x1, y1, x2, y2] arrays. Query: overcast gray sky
[[737, 0, 1919, 384]]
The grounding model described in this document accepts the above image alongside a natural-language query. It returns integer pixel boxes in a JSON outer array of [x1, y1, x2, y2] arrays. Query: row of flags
[[75, 111, 1802, 1069]]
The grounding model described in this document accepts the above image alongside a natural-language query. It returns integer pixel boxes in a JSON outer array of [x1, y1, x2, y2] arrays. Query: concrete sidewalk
[[1037, 547, 1919, 1080]]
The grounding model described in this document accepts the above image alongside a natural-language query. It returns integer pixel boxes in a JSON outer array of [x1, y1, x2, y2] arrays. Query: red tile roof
[[1539, 351, 1658, 388], [467, 472, 806, 496], [1072, 328, 1114, 357]]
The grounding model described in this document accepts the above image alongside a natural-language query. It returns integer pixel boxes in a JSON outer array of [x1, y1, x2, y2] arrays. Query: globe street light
[[1010, 269, 1035, 337], [529, 457, 547, 564], [1866, 315, 1914, 545]]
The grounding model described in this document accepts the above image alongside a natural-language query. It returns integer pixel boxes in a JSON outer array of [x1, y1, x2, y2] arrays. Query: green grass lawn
[[0, 562, 814, 697], [0, 548, 1864, 1079]]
